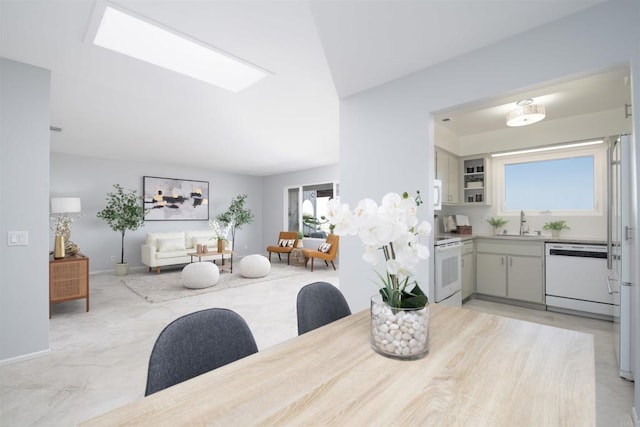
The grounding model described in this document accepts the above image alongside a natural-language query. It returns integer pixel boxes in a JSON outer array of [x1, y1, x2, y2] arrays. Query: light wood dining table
[[82, 303, 595, 426]]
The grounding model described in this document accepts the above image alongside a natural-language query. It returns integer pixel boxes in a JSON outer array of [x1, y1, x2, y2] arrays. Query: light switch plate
[[7, 231, 29, 246]]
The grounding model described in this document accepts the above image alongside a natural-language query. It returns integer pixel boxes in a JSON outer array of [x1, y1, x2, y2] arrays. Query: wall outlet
[[111, 256, 116, 262]]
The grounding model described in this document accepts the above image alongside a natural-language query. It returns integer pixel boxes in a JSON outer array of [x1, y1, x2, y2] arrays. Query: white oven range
[[433, 237, 462, 307]]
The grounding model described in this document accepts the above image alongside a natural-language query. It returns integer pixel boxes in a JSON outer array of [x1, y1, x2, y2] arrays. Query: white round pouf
[[181, 262, 219, 289], [239, 254, 271, 278]]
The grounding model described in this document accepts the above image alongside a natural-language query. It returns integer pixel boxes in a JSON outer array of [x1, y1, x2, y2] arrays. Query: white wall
[[51, 153, 263, 272], [260, 164, 339, 248], [0, 58, 51, 361], [339, 0, 640, 417]]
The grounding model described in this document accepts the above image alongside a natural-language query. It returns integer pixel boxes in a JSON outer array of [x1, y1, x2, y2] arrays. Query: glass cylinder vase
[[217, 239, 225, 253], [370, 294, 429, 360]]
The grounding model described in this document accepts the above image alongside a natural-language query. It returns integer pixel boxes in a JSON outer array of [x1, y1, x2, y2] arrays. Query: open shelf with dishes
[[462, 156, 490, 205]]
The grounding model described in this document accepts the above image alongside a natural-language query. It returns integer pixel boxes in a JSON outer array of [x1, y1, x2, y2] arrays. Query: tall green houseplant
[[217, 194, 255, 251], [97, 184, 145, 274]]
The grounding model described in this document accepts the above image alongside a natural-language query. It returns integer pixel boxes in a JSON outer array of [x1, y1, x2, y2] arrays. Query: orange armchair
[[302, 234, 339, 272], [266, 231, 299, 265]]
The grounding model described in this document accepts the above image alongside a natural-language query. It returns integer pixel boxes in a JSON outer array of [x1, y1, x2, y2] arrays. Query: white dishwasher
[[545, 243, 612, 316]]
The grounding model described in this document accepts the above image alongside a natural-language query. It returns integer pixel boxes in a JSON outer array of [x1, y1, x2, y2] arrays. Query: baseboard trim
[[0, 348, 50, 366], [473, 294, 547, 311]]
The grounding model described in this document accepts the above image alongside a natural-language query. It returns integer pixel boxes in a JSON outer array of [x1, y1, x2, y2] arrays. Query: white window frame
[[494, 145, 605, 217], [283, 181, 339, 233]]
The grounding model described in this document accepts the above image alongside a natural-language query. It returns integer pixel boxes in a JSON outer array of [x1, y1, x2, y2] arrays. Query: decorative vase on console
[[53, 235, 65, 259], [50, 197, 82, 259], [209, 219, 231, 253], [327, 191, 432, 360]]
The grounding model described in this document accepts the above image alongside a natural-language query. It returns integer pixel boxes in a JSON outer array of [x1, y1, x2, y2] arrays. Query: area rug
[[121, 263, 306, 304]]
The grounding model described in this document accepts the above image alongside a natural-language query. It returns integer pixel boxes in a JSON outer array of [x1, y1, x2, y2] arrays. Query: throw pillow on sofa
[[192, 236, 213, 248], [157, 237, 186, 252], [185, 231, 217, 249], [146, 232, 185, 247]]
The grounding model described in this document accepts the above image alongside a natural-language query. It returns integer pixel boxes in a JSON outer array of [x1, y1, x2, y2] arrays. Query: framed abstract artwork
[[143, 176, 209, 221]]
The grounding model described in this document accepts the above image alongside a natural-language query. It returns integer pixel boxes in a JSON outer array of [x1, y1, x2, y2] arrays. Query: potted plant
[[543, 220, 570, 238], [217, 194, 255, 251], [487, 217, 508, 235], [208, 219, 232, 253], [97, 184, 145, 275], [327, 191, 432, 359]]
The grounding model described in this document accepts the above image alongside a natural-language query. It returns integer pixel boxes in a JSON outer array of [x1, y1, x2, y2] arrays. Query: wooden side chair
[[302, 234, 339, 272], [266, 231, 299, 265]]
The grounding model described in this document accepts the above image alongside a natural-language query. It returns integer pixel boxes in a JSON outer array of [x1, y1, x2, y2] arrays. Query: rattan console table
[[49, 254, 89, 318]]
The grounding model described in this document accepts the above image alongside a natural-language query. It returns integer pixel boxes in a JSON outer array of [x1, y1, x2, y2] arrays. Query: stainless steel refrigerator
[[607, 133, 634, 380]]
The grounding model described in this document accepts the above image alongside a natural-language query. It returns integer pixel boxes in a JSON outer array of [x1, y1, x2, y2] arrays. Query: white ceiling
[[0, 0, 612, 176], [435, 66, 632, 137]]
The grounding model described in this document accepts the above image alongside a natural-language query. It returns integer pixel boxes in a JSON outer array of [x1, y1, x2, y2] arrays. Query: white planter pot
[[115, 263, 129, 276]]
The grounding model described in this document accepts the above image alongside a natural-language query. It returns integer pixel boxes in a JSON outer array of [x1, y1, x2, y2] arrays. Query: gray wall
[[261, 164, 339, 247], [51, 153, 263, 272], [338, 0, 640, 418], [0, 58, 51, 361]]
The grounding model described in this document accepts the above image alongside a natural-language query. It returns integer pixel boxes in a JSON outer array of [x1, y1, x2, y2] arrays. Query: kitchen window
[[495, 145, 605, 215]]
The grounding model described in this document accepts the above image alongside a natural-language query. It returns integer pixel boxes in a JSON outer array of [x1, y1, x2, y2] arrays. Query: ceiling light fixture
[[92, 6, 269, 92], [491, 139, 604, 157], [506, 99, 546, 127]]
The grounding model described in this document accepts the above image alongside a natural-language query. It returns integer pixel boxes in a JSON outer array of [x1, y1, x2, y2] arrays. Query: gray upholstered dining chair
[[296, 282, 351, 335], [145, 308, 258, 396]]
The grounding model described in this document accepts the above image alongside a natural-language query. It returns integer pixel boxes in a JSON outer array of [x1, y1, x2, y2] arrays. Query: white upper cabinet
[[435, 147, 459, 205]]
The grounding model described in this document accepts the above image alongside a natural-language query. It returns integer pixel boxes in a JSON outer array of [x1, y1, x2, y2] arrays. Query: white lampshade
[[51, 197, 82, 214]]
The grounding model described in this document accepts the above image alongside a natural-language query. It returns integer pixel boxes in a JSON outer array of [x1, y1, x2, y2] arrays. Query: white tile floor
[[0, 265, 634, 426]]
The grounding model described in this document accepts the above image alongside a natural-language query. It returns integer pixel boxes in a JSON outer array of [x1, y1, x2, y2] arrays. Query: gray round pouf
[[239, 254, 271, 278], [181, 262, 220, 289]]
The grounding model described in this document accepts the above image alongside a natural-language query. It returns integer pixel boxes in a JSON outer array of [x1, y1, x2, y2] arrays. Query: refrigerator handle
[[606, 138, 614, 270], [624, 226, 634, 241]]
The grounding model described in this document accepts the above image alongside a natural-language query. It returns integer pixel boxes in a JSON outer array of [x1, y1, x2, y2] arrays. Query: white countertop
[[437, 232, 606, 246]]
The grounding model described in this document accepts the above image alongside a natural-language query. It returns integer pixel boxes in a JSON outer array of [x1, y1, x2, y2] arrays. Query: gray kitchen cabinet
[[476, 253, 507, 297], [475, 239, 544, 304], [461, 240, 475, 299], [435, 147, 459, 204], [507, 255, 544, 303]]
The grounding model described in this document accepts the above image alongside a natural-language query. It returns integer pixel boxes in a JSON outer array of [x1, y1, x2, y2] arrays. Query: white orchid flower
[[328, 200, 358, 236], [362, 244, 380, 265], [386, 259, 401, 276], [358, 213, 394, 246], [417, 220, 432, 236], [325, 191, 432, 307]]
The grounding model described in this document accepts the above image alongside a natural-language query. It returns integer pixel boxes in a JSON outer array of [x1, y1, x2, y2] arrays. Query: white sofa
[[141, 230, 230, 274]]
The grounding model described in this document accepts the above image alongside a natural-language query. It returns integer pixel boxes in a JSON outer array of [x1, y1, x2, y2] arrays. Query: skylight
[[93, 6, 268, 92]]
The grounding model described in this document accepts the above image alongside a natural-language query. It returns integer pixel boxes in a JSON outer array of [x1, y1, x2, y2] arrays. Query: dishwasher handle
[[548, 248, 607, 258], [606, 275, 619, 295]]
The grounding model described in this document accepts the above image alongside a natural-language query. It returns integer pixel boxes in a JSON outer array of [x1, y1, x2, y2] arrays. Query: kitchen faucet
[[519, 210, 528, 235]]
